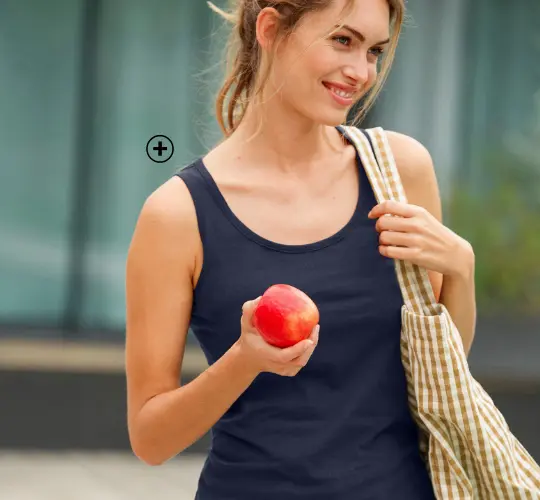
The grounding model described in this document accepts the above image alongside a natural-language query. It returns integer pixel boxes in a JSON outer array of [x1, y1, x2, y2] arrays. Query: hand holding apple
[[253, 284, 320, 348], [235, 285, 320, 377]]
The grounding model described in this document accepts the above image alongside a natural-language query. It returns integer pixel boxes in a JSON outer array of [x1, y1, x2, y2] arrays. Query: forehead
[[303, 0, 391, 41]]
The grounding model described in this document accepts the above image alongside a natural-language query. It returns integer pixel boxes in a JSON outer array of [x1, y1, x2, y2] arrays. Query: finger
[[278, 325, 319, 362], [279, 337, 314, 363], [375, 215, 416, 233], [379, 244, 420, 261], [368, 201, 421, 219], [291, 326, 319, 366], [308, 324, 320, 345], [291, 343, 316, 368], [379, 230, 418, 248]]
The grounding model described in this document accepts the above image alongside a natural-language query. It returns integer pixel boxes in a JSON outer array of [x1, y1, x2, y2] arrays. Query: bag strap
[[342, 126, 439, 316]]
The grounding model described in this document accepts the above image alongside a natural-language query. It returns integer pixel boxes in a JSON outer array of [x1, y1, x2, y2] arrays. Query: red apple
[[252, 284, 319, 348]]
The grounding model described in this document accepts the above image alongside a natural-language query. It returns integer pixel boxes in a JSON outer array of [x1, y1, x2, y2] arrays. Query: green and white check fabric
[[344, 125, 540, 499]]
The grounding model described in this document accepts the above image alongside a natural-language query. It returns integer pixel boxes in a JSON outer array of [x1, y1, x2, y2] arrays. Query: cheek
[[281, 51, 328, 98], [297, 47, 337, 91], [307, 44, 338, 77]]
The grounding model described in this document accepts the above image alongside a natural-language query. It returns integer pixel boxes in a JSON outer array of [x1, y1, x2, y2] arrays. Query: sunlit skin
[[244, 0, 390, 136], [217, 0, 476, 354]]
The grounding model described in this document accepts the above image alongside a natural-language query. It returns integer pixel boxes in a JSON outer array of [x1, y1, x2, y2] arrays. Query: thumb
[[241, 297, 263, 333], [242, 296, 262, 314]]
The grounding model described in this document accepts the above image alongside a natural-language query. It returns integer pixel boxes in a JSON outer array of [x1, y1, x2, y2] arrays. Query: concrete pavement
[[0, 451, 206, 500]]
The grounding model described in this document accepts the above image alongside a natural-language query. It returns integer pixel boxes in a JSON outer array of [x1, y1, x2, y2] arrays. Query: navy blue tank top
[[175, 127, 436, 500]]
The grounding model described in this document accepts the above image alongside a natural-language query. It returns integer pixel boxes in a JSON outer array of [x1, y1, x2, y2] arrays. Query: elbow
[[139, 455, 166, 467], [129, 423, 170, 466], [129, 427, 185, 466], [130, 437, 167, 466], [127, 404, 187, 466], [134, 448, 164, 467], [128, 409, 166, 466]]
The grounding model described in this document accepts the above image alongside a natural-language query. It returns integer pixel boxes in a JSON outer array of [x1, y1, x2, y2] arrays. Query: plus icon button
[[146, 135, 175, 163]]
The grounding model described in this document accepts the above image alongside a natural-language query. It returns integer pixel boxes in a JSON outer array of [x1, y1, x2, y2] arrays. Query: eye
[[332, 35, 352, 47], [369, 47, 385, 58]]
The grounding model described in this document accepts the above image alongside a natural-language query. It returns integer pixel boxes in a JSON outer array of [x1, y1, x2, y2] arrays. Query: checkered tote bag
[[344, 125, 540, 499]]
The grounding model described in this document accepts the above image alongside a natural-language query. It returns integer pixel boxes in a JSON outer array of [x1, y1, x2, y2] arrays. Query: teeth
[[329, 86, 353, 99]]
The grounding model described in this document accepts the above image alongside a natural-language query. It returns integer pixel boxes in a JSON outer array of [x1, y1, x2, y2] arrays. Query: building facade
[[1, 0, 539, 340]]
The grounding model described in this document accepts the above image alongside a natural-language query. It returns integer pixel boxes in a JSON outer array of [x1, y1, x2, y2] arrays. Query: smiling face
[[260, 0, 392, 126]]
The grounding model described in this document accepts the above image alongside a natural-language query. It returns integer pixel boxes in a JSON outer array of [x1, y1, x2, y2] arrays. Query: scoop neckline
[[194, 126, 367, 254]]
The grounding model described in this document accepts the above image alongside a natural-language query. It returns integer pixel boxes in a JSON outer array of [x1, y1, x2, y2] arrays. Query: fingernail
[[315, 325, 320, 335]]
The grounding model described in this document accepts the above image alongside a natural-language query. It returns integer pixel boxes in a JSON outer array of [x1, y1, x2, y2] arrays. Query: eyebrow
[[336, 24, 390, 45]]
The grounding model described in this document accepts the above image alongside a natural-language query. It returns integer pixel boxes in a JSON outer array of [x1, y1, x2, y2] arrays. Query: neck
[[228, 91, 344, 176]]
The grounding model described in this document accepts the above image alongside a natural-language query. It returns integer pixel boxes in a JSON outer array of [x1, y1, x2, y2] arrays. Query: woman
[[125, 0, 476, 498]]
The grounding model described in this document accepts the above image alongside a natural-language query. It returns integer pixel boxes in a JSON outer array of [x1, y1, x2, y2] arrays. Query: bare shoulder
[[138, 175, 198, 235], [384, 131, 435, 189], [132, 175, 201, 267], [384, 130, 442, 221]]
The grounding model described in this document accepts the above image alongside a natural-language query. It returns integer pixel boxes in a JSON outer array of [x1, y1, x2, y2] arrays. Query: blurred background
[[1, 0, 539, 498]]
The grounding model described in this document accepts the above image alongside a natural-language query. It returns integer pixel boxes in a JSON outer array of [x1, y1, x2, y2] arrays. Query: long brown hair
[[209, 0, 405, 137]]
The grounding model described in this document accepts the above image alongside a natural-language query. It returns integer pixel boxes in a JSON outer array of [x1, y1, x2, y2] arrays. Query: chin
[[322, 112, 349, 127], [302, 97, 353, 127], [309, 108, 350, 127], [290, 96, 350, 127]]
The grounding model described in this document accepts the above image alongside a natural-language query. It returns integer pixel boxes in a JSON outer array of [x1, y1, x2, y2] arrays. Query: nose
[[342, 55, 370, 86]]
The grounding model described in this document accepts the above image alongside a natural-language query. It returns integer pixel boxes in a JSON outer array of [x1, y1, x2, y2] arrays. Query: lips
[[322, 81, 356, 99], [323, 82, 356, 106]]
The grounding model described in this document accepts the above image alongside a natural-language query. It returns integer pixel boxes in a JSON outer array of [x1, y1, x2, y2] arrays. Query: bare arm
[[125, 177, 260, 466], [130, 344, 259, 465], [438, 254, 476, 355], [387, 131, 477, 355]]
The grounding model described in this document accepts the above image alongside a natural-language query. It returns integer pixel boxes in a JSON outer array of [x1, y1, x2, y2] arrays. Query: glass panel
[[78, 0, 215, 331], [0, 0, 83, 328]]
